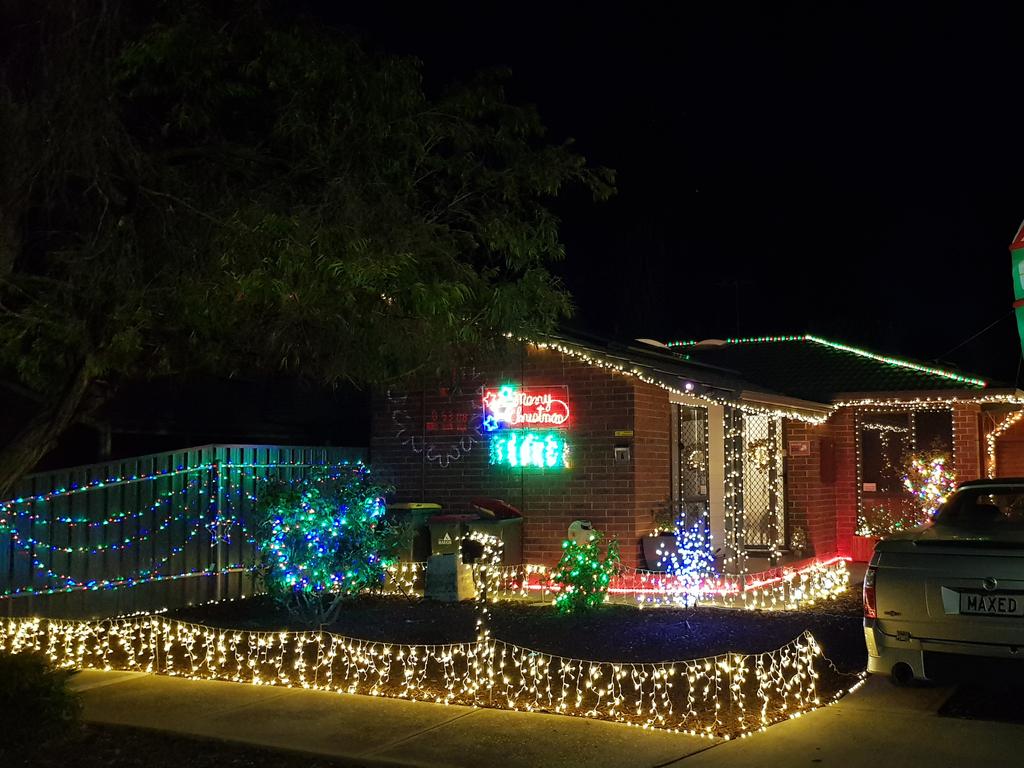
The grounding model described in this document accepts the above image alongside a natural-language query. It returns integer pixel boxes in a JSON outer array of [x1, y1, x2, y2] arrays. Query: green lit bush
[[253, 466, 402, 624], [551, 532, 621, 614], [0, 651, 81, 746]]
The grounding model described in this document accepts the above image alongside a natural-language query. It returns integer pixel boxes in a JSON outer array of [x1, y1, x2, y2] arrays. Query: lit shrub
[[253, 466, 402, 624], [551, 532, 621, 613]]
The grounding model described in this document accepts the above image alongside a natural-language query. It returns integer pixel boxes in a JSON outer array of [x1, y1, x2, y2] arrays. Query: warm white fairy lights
[[620, 558, 850, 611], [986, 410, 1024, 478], [465, 531, 505, 602], [0, 613, 861, 738], [526, 339, 830, 424], [853, 404, 960, 531], [835, 393, 1024, 410]]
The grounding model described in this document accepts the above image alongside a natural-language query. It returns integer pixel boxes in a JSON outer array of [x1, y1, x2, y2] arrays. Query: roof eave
[[831, 387, 1023, 404], [738, 390, 832, 419]]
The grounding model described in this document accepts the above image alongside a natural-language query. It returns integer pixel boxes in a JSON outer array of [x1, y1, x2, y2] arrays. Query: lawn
[[0, 724, 360, 768]]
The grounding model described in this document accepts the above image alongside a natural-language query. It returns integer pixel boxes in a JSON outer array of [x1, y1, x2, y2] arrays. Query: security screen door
[[673, 404, 710, 527], [742, 413, 785, 550]]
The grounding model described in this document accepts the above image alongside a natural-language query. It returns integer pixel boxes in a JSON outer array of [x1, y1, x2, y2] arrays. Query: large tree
[[0, 1, 613, 495]]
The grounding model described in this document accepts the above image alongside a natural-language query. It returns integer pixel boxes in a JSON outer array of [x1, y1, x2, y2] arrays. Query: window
[[859, 409, 953, 494]]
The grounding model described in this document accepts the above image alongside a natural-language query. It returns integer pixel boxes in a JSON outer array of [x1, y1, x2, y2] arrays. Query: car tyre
[[890, 662, 916, 687]]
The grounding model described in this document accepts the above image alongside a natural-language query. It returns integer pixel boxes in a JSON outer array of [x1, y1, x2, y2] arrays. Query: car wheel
[[890, 662, 916, 686]]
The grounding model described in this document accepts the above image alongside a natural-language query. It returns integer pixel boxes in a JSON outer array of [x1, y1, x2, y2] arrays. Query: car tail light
[[863, 565, 878, 619]]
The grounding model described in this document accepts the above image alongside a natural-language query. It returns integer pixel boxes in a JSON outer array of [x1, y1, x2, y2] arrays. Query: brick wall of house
[[952, 402, 983, 483], [832, 409, 858, 557], [782, 419, 835, 557], [632, 380, 673, 560], [783, 408, 857, 559], [370, 344, 668, 568], [794, 405, 984, 559]]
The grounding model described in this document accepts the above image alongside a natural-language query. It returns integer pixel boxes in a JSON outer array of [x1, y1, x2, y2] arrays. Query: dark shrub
[[0, 651, 81, 747]]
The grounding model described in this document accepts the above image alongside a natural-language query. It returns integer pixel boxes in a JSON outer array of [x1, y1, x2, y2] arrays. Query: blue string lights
[[0, 460, 358, 599], [654, 517, 717, 607], [254, 466, 396, 598]]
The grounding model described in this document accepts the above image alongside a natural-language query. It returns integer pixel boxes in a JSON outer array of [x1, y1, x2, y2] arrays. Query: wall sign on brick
[[482, 385, 570, 431], [789, 440, 811, 456], [488, 430, 570, 469], [483, 384, 573, 470]]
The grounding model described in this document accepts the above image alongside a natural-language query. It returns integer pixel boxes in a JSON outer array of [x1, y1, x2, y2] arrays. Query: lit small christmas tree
[[551, 532, 621, 613], [657, 515, 716, 606]]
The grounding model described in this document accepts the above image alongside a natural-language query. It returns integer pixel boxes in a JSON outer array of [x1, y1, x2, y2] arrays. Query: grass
[[0, 723, 367, 768]]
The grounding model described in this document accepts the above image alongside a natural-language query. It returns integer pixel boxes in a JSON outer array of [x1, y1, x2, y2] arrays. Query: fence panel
[[1, 444, 364, 618]]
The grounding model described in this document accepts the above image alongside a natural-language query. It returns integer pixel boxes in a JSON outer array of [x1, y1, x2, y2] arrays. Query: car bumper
[[865, 620, 1024, 680]]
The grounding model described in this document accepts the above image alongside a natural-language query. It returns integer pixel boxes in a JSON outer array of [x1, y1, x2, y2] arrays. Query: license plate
[[959, 592, 1024, 617]]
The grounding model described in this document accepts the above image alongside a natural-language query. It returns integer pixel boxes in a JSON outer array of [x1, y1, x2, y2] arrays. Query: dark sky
[[336, 3, 1024, 385]]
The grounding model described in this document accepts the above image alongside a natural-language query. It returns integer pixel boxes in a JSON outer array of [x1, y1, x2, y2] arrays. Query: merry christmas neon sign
[[482, 385, 570, 432], [484, 384, 572, 470]]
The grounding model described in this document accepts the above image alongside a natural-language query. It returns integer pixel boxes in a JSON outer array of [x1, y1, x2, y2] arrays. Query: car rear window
[[934, 487, 1024, 528]]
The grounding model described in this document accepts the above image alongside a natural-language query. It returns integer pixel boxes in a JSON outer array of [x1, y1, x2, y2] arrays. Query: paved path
[[70, 670, 715, 768], [72, 669, 1024, 768]]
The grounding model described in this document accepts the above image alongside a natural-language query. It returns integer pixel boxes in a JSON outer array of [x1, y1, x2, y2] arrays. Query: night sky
[[336, 3, 1024, 385]]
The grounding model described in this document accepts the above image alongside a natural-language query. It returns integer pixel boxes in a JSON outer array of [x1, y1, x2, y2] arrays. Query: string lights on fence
[[0, 461, 359, 599]]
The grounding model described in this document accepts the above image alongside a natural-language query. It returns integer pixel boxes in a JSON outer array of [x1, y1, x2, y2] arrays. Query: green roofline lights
[[665, 334, 987, 388]]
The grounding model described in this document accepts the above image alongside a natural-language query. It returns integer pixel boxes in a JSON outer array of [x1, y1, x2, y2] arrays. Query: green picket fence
[[0, 444, 365, 619]]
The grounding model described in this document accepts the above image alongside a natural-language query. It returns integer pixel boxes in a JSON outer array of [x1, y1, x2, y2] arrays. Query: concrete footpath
[[71, 670, 1023, 768]]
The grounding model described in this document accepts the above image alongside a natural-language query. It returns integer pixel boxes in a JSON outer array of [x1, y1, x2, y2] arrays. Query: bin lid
[[471, 497, 522, 519], [429, 514, 479, 523], [390, 502, 442, 511]]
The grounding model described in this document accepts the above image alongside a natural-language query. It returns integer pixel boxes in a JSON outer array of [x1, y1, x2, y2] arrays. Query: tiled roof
[[665, 334, 987, 403]]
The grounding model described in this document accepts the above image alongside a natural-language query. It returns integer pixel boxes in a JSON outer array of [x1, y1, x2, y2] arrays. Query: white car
[[864, 478, 1024, 684]]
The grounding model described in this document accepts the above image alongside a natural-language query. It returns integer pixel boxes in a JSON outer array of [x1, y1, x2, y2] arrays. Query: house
[[370, 332, 1023, 573]]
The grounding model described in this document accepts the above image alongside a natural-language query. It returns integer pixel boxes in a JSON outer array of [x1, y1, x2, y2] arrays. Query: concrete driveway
[[677, 675, 1022, 768]]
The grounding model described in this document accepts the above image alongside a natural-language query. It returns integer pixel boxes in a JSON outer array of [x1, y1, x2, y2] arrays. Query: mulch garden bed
[[1, 724, 360, 768], [169, 591, 867, 672]]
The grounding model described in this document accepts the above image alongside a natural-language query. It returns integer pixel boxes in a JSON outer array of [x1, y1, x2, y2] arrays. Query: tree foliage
[[0, 0, 613, 494], [0, 650, 81, 746]]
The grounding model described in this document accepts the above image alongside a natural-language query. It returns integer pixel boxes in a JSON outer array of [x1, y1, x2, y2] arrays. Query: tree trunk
[[0, 363, 95, 499]]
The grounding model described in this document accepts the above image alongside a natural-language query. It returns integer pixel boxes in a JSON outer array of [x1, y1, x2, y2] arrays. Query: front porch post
[[723, 406, 747, 575]]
